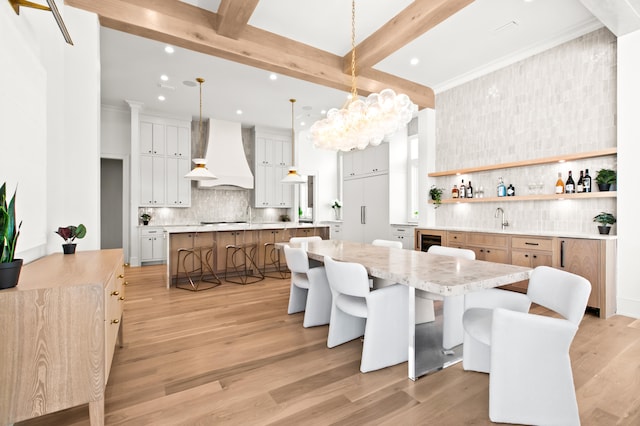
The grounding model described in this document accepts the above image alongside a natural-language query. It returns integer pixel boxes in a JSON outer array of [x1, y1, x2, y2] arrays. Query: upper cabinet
[[253, 127, 293, 208], [343, 143, 389, 179], [139, 114, 191, 208]]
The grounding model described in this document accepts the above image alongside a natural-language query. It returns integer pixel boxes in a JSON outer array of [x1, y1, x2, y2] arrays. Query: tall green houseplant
[[1, 182, 21, 264]]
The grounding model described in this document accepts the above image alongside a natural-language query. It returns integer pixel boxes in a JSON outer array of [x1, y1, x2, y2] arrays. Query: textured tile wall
[[434, 28, 617, 235]]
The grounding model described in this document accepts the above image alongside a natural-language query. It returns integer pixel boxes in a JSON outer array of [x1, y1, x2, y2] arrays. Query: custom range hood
[[197, 119, 254, 189]]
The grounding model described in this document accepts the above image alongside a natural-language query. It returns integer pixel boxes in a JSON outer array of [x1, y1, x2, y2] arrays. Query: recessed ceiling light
[[160, 74, 169, 81], [164, 45, 174, 54], [236, 110, 243, 115], [321, 109, 327, 115], [158, 95, 166, 101], [410, 57, 419, 66], [300, 121, 306, 126], [269, 73, 278, 81]]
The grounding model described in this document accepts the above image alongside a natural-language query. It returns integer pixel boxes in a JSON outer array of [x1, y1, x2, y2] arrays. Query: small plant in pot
[[0, 182, 23, 289], [595, 169, 616, 191], [140, 213, 151, 225], [593, 212, 616, 235], [429, 185, 443, 208], [55, 224, 87, 254]]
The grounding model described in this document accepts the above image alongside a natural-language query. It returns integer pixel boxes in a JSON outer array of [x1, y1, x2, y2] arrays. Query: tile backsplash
[[433, 28, 617, 235]]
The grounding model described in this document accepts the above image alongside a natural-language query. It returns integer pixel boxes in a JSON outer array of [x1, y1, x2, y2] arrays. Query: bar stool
[[225, 242, 265, 284], [175, 243, 221, 291], [262, 241, 289, 279]]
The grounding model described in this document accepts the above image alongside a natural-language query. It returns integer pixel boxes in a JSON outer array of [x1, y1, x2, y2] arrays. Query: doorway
[[101, 158, 123, 249]]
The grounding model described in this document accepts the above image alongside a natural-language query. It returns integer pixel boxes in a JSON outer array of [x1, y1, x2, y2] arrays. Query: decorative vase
[[334, 208, 340, 220], [62, 243, 77, 254], [0, 259, 23, 289], [598, 226, 611, 235], [143, 221, 149, 225], [597, 183, 611, 191]]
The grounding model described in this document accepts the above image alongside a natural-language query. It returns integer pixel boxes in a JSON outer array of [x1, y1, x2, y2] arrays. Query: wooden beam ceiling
[[65, 0, 475, 110]]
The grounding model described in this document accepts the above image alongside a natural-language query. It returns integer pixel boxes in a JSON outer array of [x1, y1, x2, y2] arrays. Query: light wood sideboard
[[0, 249, 125, 426]]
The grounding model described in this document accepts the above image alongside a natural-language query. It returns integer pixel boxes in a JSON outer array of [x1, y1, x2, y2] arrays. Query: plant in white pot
[[55, 224, 87, 254], [593, 212, 616, 235], [0, 182, 23, 289]]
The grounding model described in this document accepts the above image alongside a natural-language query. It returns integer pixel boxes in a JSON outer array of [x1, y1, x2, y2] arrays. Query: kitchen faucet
[[495, 207, 509, 230]]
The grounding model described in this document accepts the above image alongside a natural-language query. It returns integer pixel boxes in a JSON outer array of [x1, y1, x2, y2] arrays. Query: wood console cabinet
[[0, 249, 125, 426]]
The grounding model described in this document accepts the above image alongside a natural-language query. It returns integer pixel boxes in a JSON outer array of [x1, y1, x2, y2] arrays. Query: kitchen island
[[164, 222, 329, 288]]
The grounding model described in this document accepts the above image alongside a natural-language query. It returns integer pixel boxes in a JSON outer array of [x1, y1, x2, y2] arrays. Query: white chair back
[[527, 266, 591, 325], [372, 239, 402, 249], [324, 256, 370, 298], [289, 236, 322, 244], [428, 245, 476, 260], [283, 245, 310, 274]]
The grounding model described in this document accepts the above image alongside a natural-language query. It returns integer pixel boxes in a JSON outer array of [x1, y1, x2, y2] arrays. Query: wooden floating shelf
[[428, 148, 617, 177], [431, 191, 617, 204]]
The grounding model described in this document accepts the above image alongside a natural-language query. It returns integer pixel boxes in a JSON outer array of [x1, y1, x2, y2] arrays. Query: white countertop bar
[[163, 222, 325, 233], [417, 226, 617, 240]]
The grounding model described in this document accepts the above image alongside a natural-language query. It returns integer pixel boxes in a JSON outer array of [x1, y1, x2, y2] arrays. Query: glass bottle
[[576, 170, 584, 193], [452, 185, 459, 198], [507, 184, 515, 196], [466, 181, 473, 198], [497, 177, 506, 197], [459, 179, 466, 199], [555, 172, 565, 194], [584, 169, 591, 193], [565, 171, 575, 194]]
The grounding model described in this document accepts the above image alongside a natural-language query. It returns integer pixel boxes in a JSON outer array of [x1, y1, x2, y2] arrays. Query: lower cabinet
[[507, 236, 554, 293], [465, 233, 509, 263], [139, 227, 166, 264], [390, 225, 416, 249]]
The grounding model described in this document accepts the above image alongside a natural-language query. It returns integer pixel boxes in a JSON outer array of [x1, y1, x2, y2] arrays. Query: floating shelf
[[431, 191, 617, 204], [428, 148, 617, 177]]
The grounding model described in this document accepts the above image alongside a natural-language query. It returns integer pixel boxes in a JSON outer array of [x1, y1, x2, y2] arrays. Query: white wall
[[0, 1, 101, 262], [101, 106, 130, 156], [616, 29, 640, 318]]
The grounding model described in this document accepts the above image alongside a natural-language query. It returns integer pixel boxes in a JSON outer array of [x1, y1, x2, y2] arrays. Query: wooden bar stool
[[262, 242, 289, 279], [225, 242, 265, 284], [175, 244, 221, 291]]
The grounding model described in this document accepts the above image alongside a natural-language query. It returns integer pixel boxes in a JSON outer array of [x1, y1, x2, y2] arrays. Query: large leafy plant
[[1, 183, 22, 263], [55, 224, 87, 244]]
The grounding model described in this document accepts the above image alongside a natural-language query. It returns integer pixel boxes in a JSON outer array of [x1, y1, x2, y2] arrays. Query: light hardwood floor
[[17, 264, 640, 425]]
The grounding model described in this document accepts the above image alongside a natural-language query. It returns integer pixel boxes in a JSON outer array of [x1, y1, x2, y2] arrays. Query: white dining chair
[[462, 266, 591, 425], [323, 255, 409, 373], [289, 236, 322, 244], [425, 245, 476, 347], [283, 245, 332, 327]]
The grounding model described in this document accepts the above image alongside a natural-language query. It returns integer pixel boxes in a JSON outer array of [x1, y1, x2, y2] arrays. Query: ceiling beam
[[216, 0, 260, 39], [344, 0, 474, 74], [65, 0, 435, 109]]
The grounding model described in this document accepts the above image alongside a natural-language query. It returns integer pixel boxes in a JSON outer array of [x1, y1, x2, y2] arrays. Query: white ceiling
[[100, 0, 602, 130]]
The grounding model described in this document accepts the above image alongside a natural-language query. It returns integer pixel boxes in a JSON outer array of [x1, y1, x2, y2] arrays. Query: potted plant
[[0, 182, 23, 289], [593, 212, 616, 235], [595, 169, 616, 191], [331, 199, 342, 220], [429, 185, 443, 208], [55, 224, 87, 254], [140, 213, 151, 225]]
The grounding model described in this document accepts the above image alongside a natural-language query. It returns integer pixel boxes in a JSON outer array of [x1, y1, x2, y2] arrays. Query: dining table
[[284, 239, 532, 380]]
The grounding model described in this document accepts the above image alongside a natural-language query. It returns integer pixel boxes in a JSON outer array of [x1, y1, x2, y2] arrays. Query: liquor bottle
[[459, 180, 466, 199], [555, 172, 565, 194], [497, 177, 506, 197], [507, 184, 515, 196], [565, 171, 575, 194], [466, 181, 473, 198], [584, 169, 592, 193], [576, 170, 584, 193], [452, 185, 459, 198]]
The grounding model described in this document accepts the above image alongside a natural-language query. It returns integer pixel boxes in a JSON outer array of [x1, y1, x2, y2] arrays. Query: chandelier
[[184, 77, 217, 181], [309, 0, 417, 152]]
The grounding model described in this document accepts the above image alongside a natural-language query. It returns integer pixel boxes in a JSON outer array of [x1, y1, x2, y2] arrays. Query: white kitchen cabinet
[[343, 143, 389, 179], [329, 222, 342, 239], [390, 225, 415, 249], [140, 121, 165, 155], [253, 127, 293, 208], [140, 227, 166, 263], [166, 125, 190, 158], [140, 155, 166, 206], [166, 157, 191, 206], [342, 174, 389, 243]]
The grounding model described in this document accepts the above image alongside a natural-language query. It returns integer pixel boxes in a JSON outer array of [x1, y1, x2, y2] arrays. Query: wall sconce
[[9, 0, 74, 45]]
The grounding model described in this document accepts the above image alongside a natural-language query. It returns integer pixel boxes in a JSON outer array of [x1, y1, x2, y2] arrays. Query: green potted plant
[[429, 185, 443, 208], [55, 224, 87, 254], [0, 182, 23, 289], [140, 213, 151, 225], [593, 212, 616, 235], [595, 169, 616, 191]]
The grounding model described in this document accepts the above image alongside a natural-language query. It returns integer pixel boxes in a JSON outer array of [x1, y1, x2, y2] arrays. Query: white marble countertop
[[162, 222, 326, 233], [286, 240, 532, 296], [415, 226, 617, 240]]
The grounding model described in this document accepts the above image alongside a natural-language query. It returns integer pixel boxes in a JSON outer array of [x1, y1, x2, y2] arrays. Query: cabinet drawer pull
[[119, 296, 126, 301], [111, 291, 119, 296], [124, 281, 129, 286], [118, 274, 125, 279], [525, 242, 539, 246], [524, 254, 529, 258], [111, 319, 120, 324]]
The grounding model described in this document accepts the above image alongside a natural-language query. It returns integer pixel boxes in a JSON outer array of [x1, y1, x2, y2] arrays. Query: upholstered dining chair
[[426, 245, 476, 348], [283, 245, 331, 328], [323, 255, 409, 373], [289, 236, 322, 244], [462, 266, 591, 425]]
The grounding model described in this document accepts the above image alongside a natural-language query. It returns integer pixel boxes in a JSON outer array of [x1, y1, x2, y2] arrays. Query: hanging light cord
[[290, 98, 296, 165], [350, 0, 357, 101], [196, 77, 205, 157]]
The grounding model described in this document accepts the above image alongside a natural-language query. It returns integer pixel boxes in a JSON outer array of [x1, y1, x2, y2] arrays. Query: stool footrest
[[176, 246, 221, 291]]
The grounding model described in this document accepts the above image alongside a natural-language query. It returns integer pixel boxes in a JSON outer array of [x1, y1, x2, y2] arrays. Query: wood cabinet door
[[556, 238, 600, 311]]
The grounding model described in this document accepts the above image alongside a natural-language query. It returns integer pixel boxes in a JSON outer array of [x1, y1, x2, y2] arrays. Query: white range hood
[[197, 119, 254, 189]]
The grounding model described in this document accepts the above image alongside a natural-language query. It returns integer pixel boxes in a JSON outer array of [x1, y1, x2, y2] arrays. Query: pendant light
[[281, 98, 306, 184], [185, 77, 217, 181]]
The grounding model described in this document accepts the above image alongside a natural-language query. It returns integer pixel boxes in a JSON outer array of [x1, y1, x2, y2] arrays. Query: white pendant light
[[281, 98, 306, 184], [185, 77, 217, 181]]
